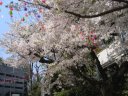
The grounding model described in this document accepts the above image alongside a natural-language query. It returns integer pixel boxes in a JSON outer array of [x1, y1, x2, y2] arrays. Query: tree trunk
[[100, 81, 113, 96], [30, 62, 33, 91]]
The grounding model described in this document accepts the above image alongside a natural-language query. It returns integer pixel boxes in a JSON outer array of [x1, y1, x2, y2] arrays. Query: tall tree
[[1, 0, 128, 96]]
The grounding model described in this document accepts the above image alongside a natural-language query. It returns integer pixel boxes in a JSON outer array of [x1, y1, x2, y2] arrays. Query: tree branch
[[20, 0, 52, 9], [64, 4, 128, 18], [21, 0, 128, 18], [112, 0, 128, 4]]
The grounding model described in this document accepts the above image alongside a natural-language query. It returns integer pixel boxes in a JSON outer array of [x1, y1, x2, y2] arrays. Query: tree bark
[[90, 49, 107, 80]]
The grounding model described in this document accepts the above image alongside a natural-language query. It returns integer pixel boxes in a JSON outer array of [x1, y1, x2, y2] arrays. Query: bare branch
[[21, 0, 128, 18], [112, 0, 128, 4], [65, 4, 128, 18]]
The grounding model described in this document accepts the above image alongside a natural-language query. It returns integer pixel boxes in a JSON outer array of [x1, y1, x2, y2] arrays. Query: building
[[0, 63, 27, 96], [98, 32, 128, 68]]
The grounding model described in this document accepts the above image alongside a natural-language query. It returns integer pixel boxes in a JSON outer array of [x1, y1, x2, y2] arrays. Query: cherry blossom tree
[[1, 0, 128, 96]]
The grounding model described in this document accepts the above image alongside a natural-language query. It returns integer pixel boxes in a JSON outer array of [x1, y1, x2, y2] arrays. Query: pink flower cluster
[[80, 31, 97, 47]]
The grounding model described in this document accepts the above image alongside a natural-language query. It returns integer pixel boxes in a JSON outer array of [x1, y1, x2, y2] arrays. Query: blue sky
[[0, 0, 20, 59], [0, 0, 11, 59], [0, 0, 43, 60]]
